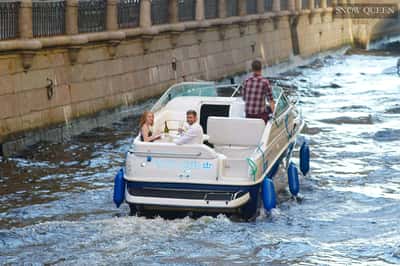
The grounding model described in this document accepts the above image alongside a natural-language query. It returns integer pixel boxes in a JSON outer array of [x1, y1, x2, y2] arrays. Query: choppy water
[[1, 44, 400, 265]]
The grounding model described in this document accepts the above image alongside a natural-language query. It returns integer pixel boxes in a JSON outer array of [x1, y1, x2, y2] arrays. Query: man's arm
[[174, 127, 198, 145], [269, 100, 275, 113], [264, 80, 275, 113], [241, 80, 247, 101]]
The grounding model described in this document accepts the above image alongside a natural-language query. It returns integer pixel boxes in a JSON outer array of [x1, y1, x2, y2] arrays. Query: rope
[[299, 105, 304, 123], [273, 116, 280, 128], [284, 113, 294, 141], [246, 158, 258, 182], [256, 145, 268, 173], [285, 142, 295, 167]]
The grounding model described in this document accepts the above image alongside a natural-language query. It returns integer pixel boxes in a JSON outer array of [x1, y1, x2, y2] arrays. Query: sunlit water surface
[[1, 46, 400, 265]]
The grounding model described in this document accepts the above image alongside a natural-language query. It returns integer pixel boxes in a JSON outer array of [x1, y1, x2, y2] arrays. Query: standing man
[[174, 110, 203, 145], [242, 60, 275, 123]]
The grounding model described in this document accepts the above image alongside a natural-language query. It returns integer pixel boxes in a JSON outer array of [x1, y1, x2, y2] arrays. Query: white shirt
[[174, 123, 203, 145]]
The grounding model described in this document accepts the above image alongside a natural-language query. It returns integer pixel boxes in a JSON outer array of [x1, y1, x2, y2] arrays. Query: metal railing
[[0, 0, 339, 41], [118, 0, 140, 28], [78, 0, 107, 33], [302, 0, 309, 9], [264, 0, 273, 12], [178, 0, 196, 22], [33, 0, 66, 37], [151, 0, 169, 25], [281, 0, 289, 10], [226, 0, 238, 16], [246, 0, 257, 15], [205, 0, 218, 19], [0, 1, 20, 40]]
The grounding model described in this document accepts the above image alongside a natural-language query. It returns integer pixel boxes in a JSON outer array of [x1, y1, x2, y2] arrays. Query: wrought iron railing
[[78, 0, 107, 33], [0, 0, 337, 41], [264, 0, 273, 12], [205, 0, 218, 19], [33, 0, 66, 37], [281, 0, 289, 10], [302, 0, 309, 9], [226, 0, 238, 16], [151, 0, 169, 25], [246, 0, 257, 14], [0, 1, 20, 40], [178, 0, 196, 22], [118, 0, 140, 28]]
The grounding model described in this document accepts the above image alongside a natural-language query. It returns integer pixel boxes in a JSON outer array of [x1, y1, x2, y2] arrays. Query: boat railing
[[131, 150, 203, 159], [273, 90, 290, 118]]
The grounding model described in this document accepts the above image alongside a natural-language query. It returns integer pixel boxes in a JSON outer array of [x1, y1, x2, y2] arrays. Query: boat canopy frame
[[151, 81, 290, 117], [151, 82, 241, 113]]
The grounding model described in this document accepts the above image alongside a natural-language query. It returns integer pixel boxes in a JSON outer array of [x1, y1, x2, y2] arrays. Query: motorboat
[[113, 81, 308, 220]]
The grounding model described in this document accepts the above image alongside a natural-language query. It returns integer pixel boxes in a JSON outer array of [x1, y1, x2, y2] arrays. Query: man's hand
[[269, 101, 275, 113]]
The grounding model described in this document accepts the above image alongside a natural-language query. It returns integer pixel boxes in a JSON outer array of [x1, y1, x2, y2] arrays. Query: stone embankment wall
[[0, 0, 355, 155]]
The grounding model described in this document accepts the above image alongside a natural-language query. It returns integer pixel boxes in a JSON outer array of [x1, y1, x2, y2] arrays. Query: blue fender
[[288, 162, 300, 196], [113, 168, 125, 208], [262, 178, 276, 211], [300, 141, 310, 176]]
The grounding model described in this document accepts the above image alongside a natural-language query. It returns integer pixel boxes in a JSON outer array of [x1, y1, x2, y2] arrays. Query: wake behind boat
[[113, 81, 310, 220]]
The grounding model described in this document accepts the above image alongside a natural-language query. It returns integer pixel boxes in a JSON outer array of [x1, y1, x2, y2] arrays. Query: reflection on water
[[1, 46, 400, 265]]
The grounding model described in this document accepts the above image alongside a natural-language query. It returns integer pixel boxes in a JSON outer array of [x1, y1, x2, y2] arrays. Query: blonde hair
[[139, 111, 154, 129]]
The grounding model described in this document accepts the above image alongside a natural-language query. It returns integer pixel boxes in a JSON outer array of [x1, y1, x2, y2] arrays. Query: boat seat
[[207, 116, 266, 158], [229, 100, 246, 118]]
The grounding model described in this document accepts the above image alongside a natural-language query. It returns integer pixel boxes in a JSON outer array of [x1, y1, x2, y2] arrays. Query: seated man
[[174, 110, 203, 145]]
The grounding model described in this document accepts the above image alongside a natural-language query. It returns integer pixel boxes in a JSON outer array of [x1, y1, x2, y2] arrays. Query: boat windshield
[[272, 86, 282, 100], [272, 86, 291, 117], [152, 82, 241, 112], [151, 82, 286, 113]]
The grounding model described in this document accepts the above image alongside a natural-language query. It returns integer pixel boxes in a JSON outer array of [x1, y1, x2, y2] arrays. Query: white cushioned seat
[[229, 101, 245, 117], [207, 116, 265, 147]]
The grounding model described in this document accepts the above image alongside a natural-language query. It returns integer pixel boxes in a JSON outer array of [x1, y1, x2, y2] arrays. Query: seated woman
[[139, 111, 161, 142]]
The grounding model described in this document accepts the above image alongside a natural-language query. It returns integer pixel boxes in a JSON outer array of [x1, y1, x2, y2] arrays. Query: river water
[[1, 42, 400, 265]]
